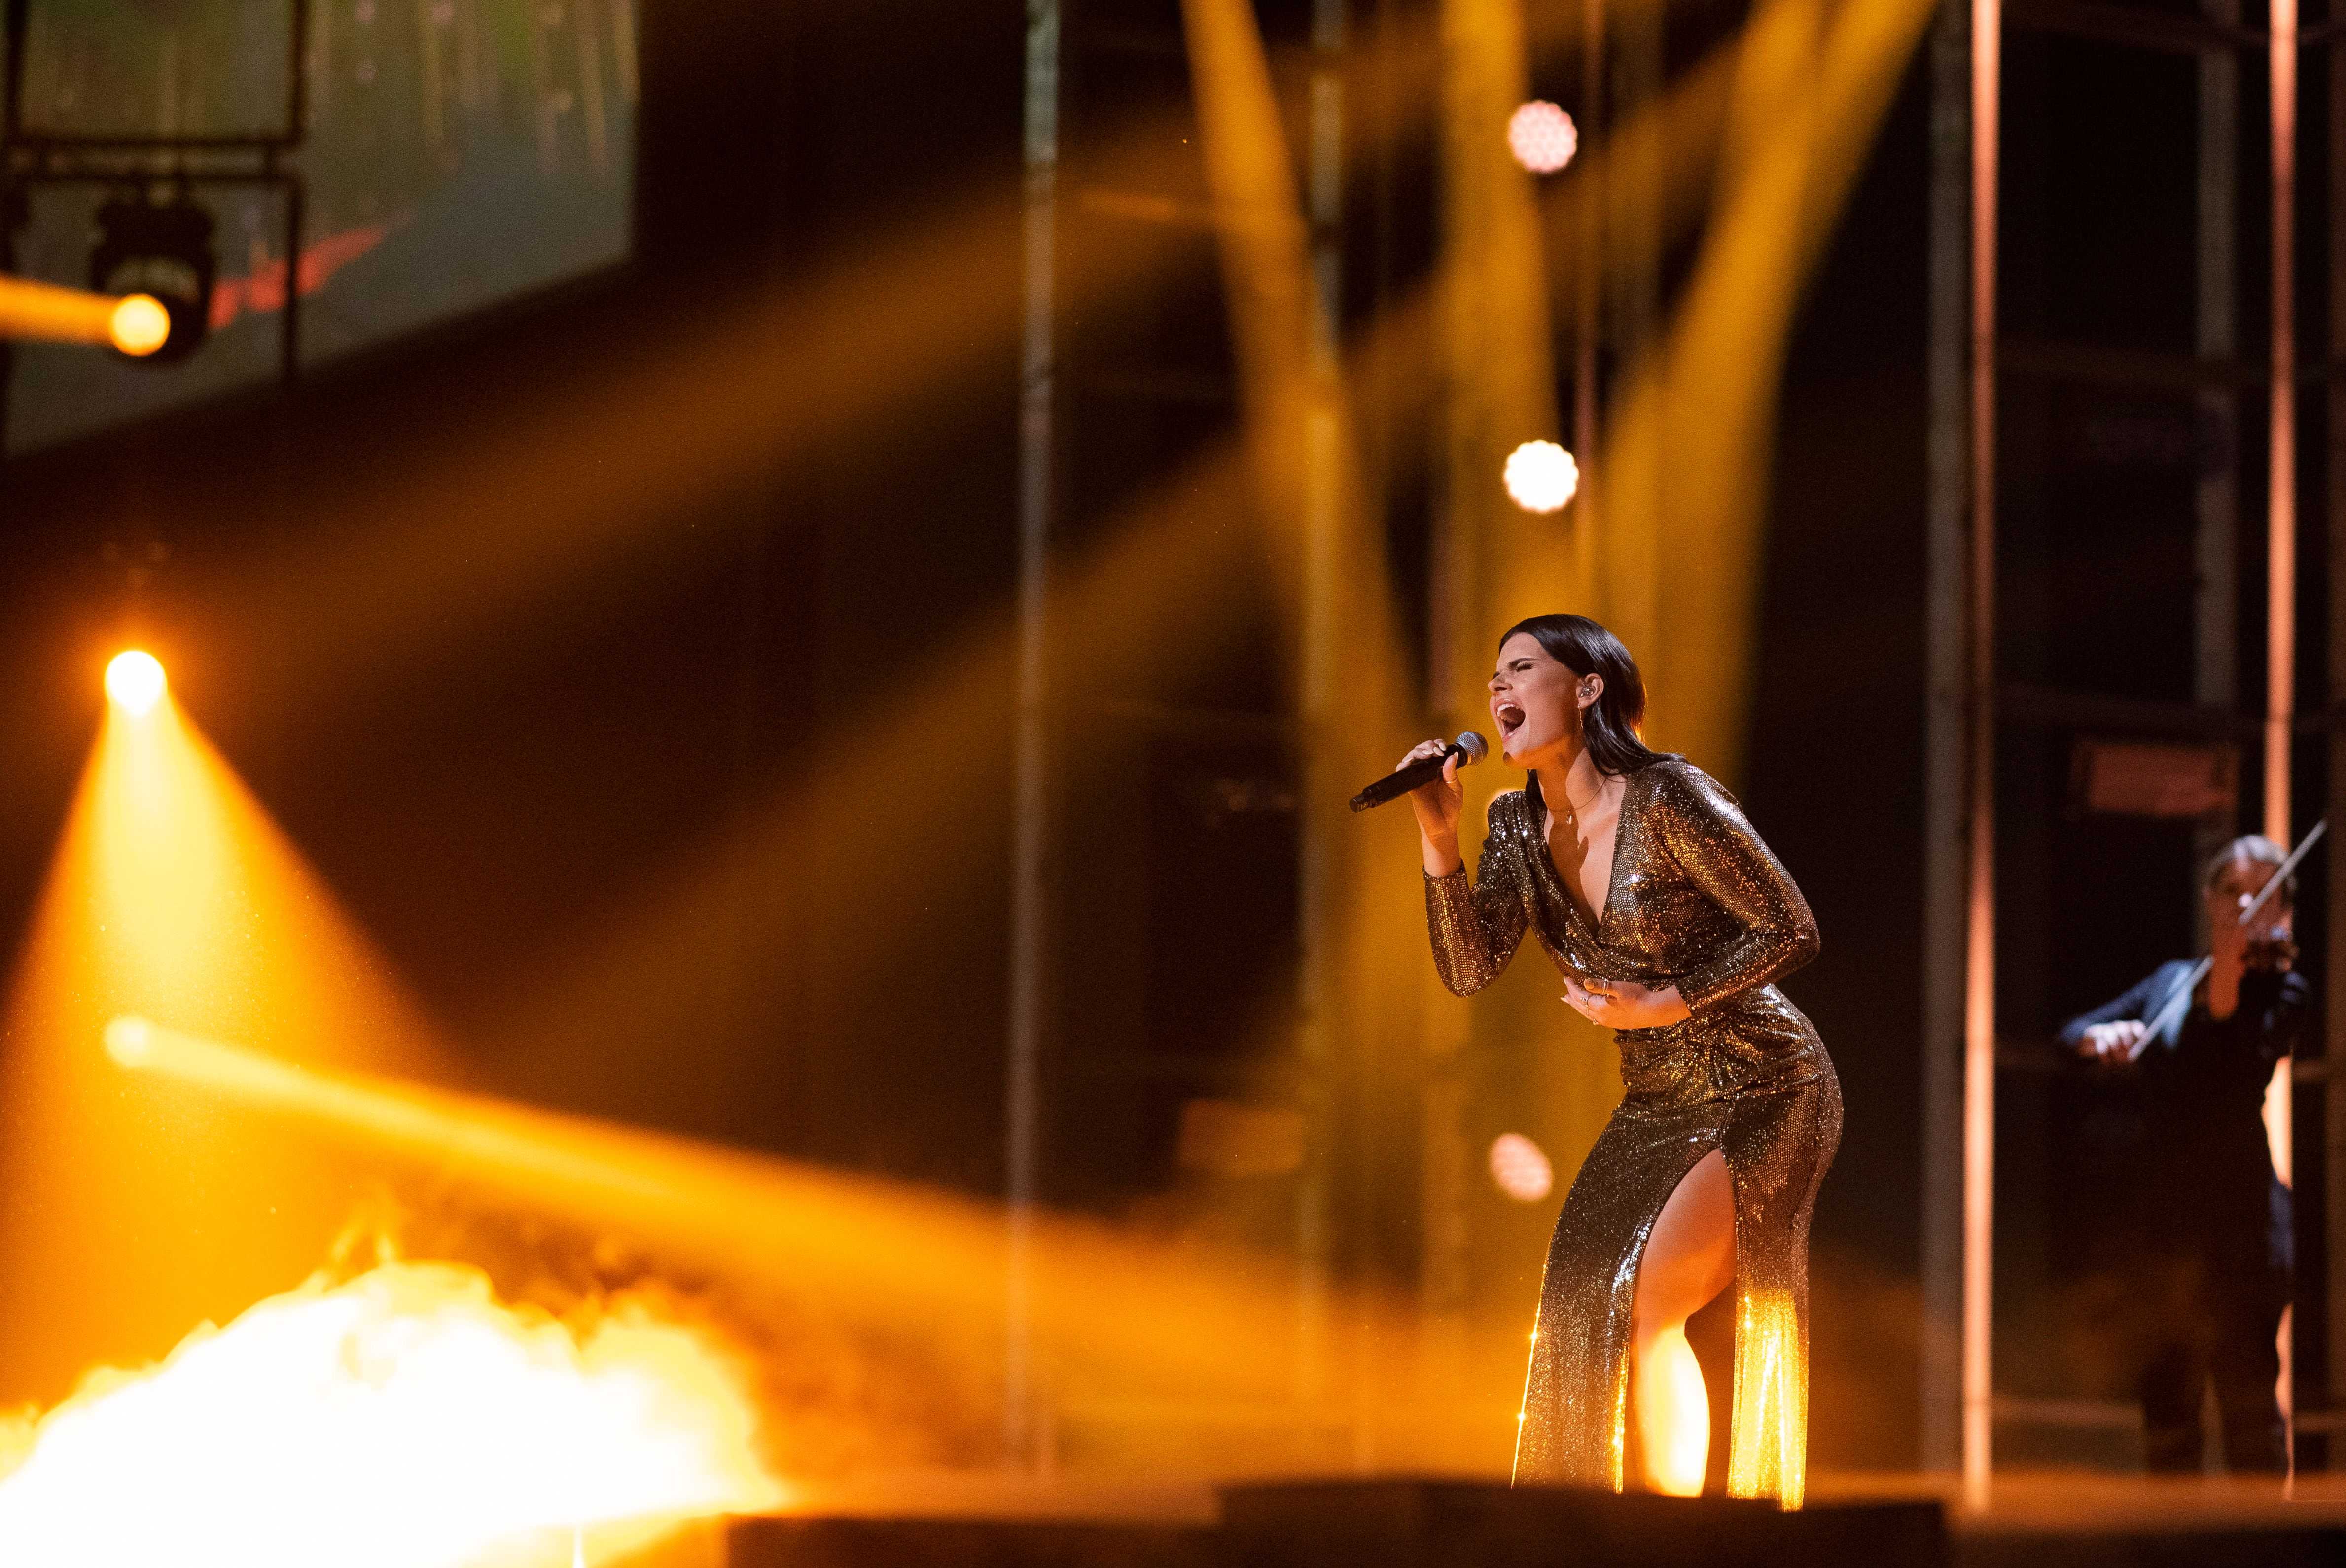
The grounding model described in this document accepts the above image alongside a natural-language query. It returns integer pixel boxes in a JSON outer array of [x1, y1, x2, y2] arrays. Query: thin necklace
[[1557, 778, 1600, 829]]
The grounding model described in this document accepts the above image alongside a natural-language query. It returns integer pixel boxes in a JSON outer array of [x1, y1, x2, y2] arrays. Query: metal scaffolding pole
[[1297, 0, 1347, 1436], [1962, 0, 2001, 1500], [2266, 0, 2299, 1461], [1920, 0, 1971, 1476], [1005, 0, 1060, 1474], [1574, 0, 1603, 533], [2328, 6, 2346, 1472], [2195, 0, 2238, 935], [2266, 0, 2297, 850], [1916, 0, 2004, 1490]]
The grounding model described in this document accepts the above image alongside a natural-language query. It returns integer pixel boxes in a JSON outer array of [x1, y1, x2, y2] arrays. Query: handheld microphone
[[1350, 731, 1488, 813]]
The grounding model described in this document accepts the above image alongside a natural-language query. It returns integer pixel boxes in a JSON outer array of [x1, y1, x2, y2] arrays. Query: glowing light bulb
[[1489, 1132, 1555, 1202], [1508, 101, 1578, 174], [1503, 441, 1579, 514], [108, 294, 171, 357], [105, 650, 167, 715]]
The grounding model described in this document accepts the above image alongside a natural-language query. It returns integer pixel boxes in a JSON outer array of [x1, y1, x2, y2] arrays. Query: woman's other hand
[[1402, 737, 1466, 876], [1563, 976, 1692, 1031], [2076, 1019, 2146, 1065]]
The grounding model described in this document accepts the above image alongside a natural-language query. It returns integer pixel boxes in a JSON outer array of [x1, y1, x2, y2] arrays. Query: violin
[[2243, 927, 2298, 974]]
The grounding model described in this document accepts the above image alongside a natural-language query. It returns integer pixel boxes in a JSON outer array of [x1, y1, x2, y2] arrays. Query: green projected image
[[2, 0, 635, 452]]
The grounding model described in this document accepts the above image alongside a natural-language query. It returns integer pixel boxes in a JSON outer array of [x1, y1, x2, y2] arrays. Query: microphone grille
[[1454, 731, 1489, 765]]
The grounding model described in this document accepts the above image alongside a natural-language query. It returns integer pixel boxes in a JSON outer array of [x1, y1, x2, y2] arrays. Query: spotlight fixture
[[1503, 440, 1579, 513], [1507, 101, 1578, 174], [108, 294, 172, 356], [88, 192, 216, 364], [105, 650, 168, 715]]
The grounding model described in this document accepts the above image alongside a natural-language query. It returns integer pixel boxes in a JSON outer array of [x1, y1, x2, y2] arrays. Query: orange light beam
[[480, 31, 1758, 1114], [0, 670, 452, 1402], [105, 1018, 1412, 1403], [219, 0, 1651, 729], [107, 1017, 673, 1202], [1502, 0, 1936, 781], [0, 274, 167, 354]]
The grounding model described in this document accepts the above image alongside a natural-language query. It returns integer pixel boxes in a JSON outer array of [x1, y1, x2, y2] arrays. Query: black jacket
[[2056, 962, 2306, 1266]]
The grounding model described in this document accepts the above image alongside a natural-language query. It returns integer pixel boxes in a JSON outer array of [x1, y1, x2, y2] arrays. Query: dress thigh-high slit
[[1424, 759, 1842, 1508], [1517, 1001, 1841, 1500]]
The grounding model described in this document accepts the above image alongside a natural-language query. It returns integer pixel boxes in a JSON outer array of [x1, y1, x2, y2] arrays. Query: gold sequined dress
[[1424, 757, 1840, 1507]]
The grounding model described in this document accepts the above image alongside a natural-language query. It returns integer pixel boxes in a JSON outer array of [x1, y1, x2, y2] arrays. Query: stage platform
[[722, 1473, 2346, 1568]]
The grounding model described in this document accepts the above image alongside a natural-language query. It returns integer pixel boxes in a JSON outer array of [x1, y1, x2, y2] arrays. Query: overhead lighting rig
[[0, 0, 308, 428], [88, 189, 217, 364]]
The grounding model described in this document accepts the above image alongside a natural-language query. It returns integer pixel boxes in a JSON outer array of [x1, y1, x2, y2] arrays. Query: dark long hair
[[1498, 614, 1664, 808]]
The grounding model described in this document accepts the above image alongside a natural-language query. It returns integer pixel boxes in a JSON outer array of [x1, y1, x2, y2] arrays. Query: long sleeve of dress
[[1650, 763, 1821, 1013], [1424, 803, 1532, 996]]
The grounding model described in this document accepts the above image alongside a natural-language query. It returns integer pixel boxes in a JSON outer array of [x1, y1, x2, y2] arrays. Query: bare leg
[[1630, 1148, 1737, 1495]]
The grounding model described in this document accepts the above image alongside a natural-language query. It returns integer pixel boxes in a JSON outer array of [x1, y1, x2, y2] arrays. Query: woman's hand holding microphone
[[1401, 734, 1691, 1030], [1401, 737, 1466, 877]]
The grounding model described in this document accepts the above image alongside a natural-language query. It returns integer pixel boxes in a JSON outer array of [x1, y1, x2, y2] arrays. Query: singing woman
[[1401, 614, 1840, 1506]]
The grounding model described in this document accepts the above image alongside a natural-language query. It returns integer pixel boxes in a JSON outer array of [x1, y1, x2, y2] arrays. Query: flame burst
[[0, 1258, 784, 1568]]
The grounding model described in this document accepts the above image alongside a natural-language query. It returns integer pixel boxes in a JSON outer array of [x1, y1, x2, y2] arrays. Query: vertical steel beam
[[2266, 12, 2298, 1444], [1608, 0, 1663, 657], [1575, 0, 1604, 533], [1301, 0, 1347, 1448], [1005, 0, 1060, 1474], [2, 0, 28, 144], [1962, 0, 2001, 1501], [1612, 0, 1661, 367], [2195, 0, 2238, 947], [1921, 0, 1971, 1478], [2268, 0, 2296, 848], [2327, 7, 2346, 1474]]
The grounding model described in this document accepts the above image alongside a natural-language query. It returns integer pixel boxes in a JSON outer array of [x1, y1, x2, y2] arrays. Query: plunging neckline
[[1539, 776, 1630, 933]]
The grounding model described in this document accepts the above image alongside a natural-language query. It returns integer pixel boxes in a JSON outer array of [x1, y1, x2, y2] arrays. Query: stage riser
[[730, 1480, 2346, 1568], [730, 1522, 1214, 1568], [731, 1480, 1949, 1568], [1956, 1533, 2346, 1568]]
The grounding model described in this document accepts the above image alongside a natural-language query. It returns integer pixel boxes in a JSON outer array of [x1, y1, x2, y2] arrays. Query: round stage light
[[108, 293, 171, 357], [105, 650, 167, 715], [1507, 101, 1578, 174], [90, 193, 217, 365], [1503, 440, 1579, 513], [105, 1017, 155, 1067], [1489, 1133, 1554, 1203]]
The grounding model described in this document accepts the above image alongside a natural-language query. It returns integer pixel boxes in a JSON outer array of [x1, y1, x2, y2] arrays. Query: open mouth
[[1496, 703, 1526, 744]]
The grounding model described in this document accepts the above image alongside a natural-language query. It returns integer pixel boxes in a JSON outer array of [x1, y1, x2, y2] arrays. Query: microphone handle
[[1351, 750, 1453, 813]]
